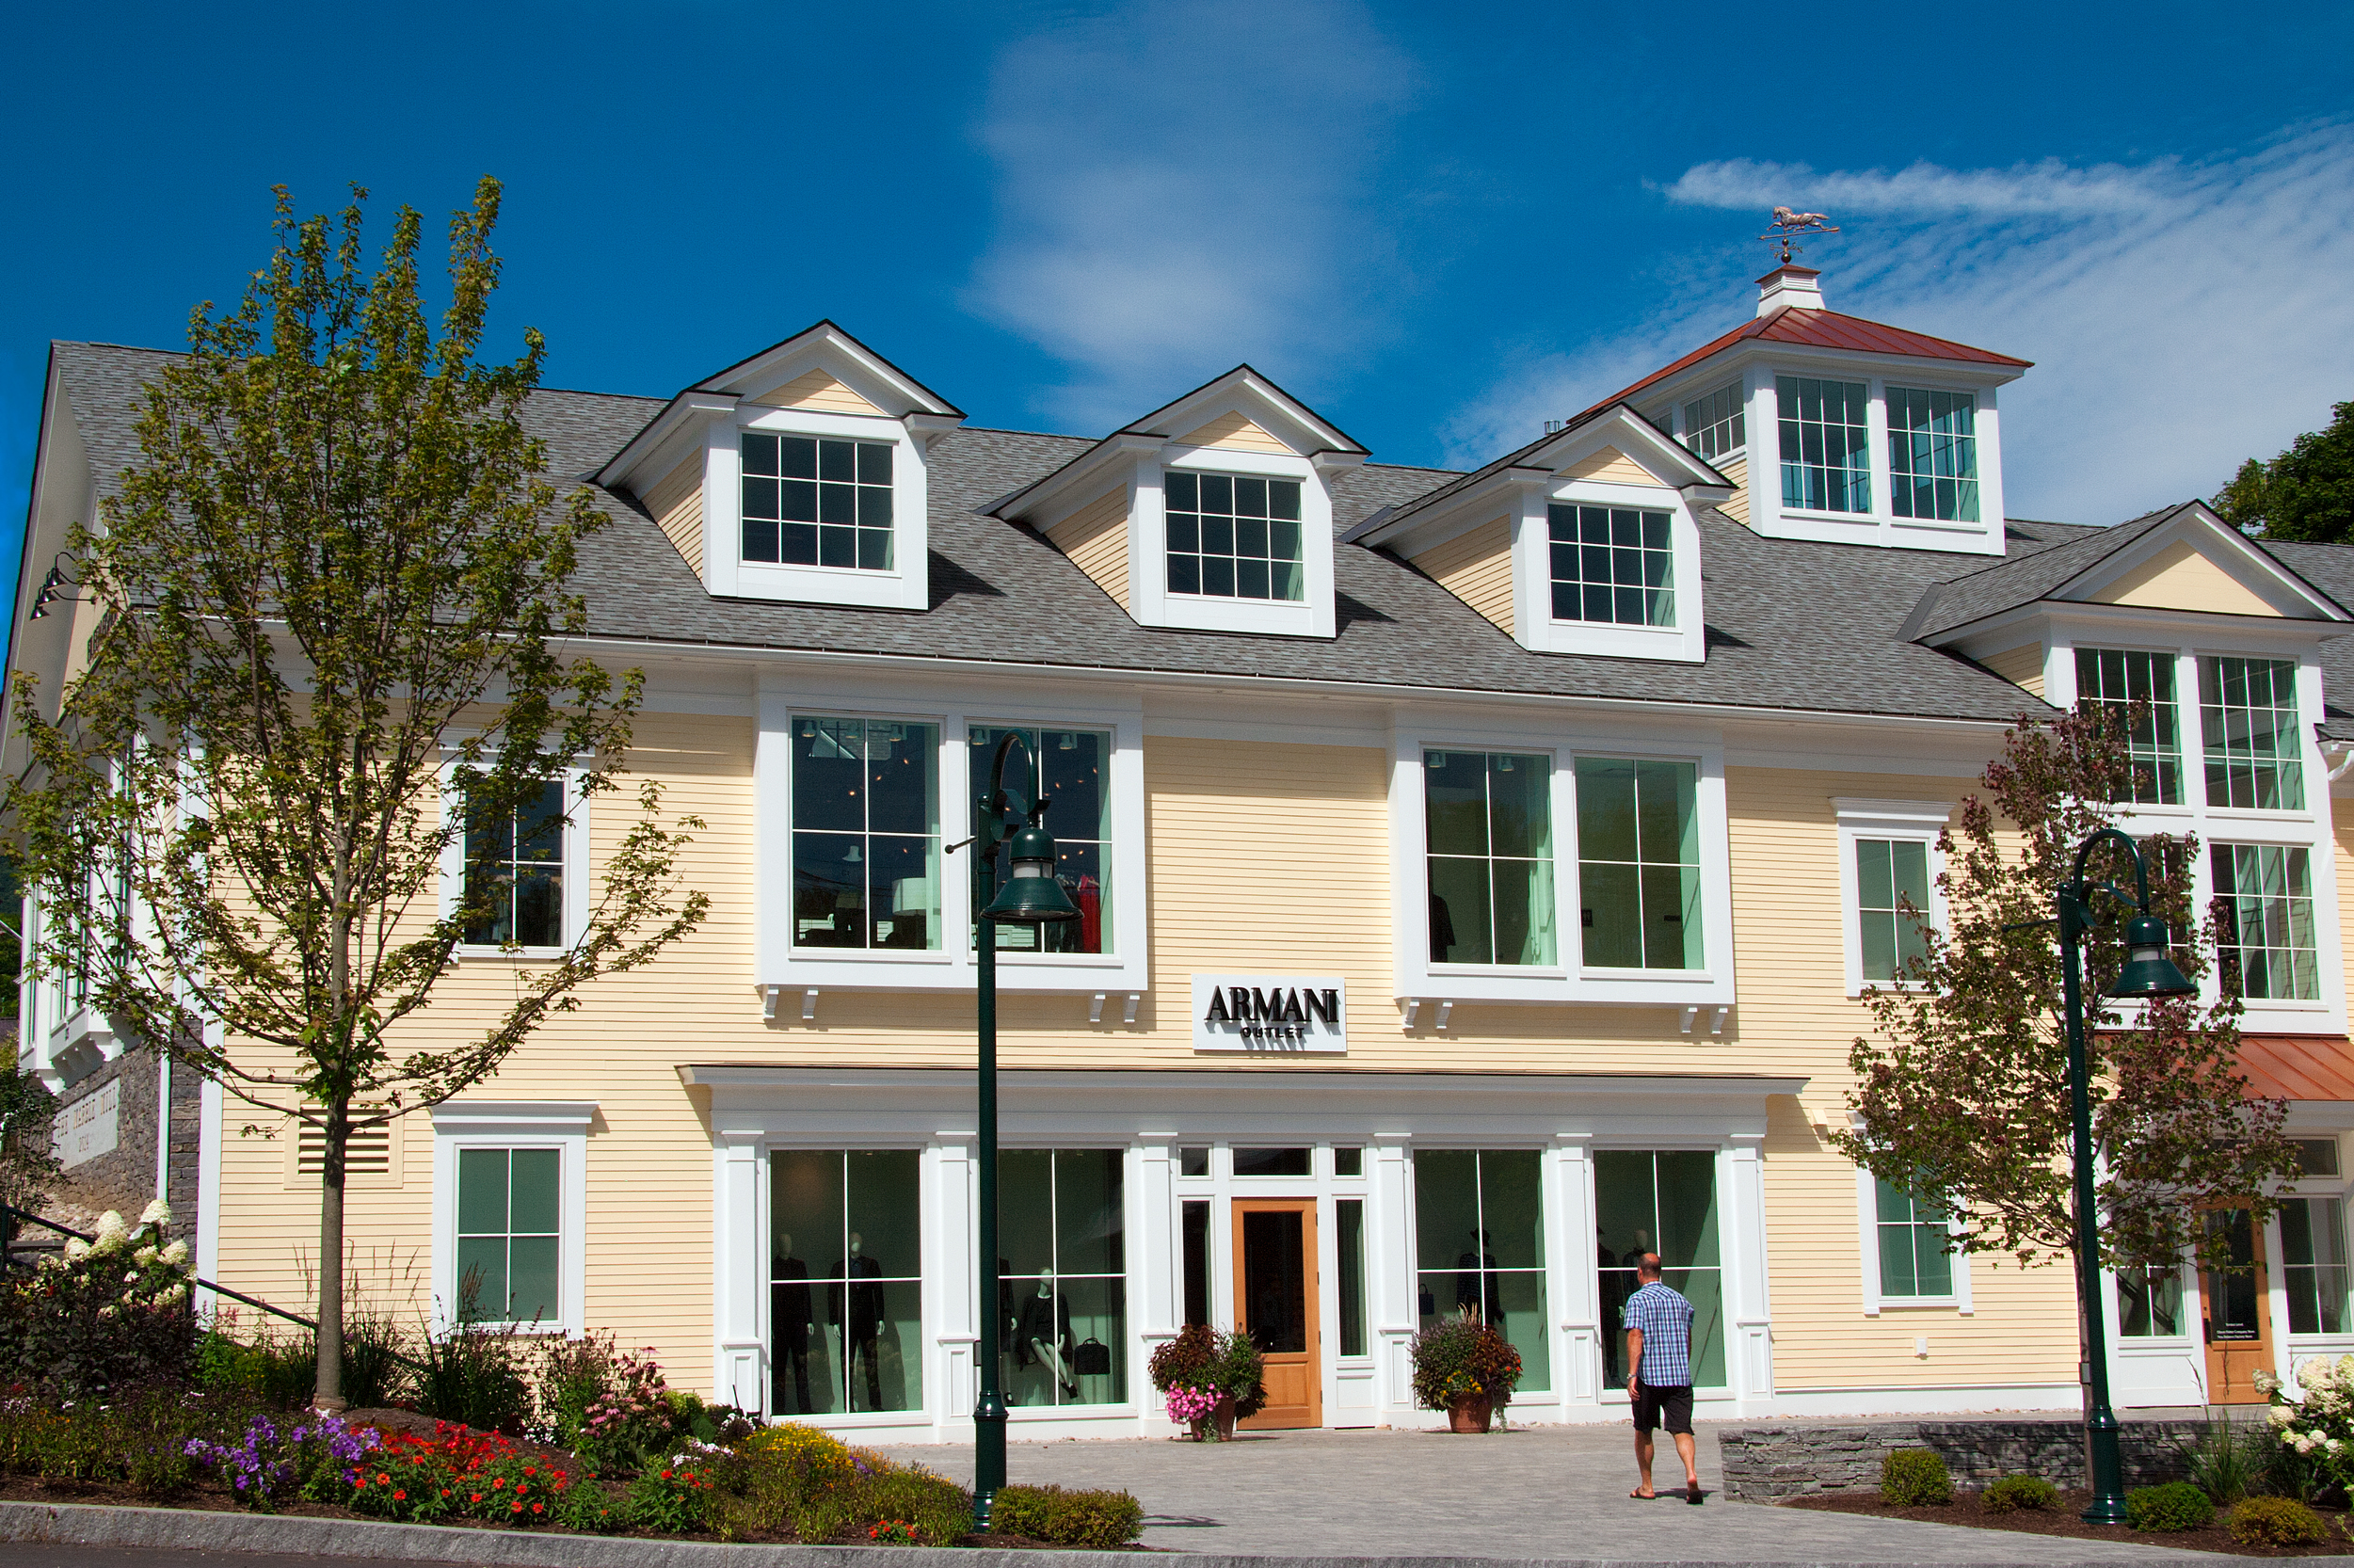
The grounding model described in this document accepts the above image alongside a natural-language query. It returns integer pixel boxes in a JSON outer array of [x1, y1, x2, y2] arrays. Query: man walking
[[1623, 1252, 1701, 1503]]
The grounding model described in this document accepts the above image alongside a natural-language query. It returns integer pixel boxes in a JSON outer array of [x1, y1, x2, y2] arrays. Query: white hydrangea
[[139, 1198, 171, 1227], [161, 1240, 189, 1267], [2272, 1405, 2295, 1425], [63, 1238, 90, 1262], [133, 1245, 157, 1267]]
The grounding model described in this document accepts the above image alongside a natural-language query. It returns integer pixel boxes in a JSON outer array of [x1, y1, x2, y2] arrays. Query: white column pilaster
[[1370, 1136, 1416, 1422], [1552, 1135, 1598, 1405], [1726, 1133, 1774, 1409], [932, 1134, 975, 1441], [1136, 1139, 1177, 1433], [713, 1134, 766, 1415]]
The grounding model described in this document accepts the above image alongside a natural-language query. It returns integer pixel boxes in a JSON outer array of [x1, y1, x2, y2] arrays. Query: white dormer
[[596, 322, 964, 611], [1348, 405, 1732, 664], [990, 366, 1368, 638]]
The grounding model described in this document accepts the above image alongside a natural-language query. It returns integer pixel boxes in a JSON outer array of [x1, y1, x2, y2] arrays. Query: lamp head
[[2112, 913, 2197, 999], [981, 819, 1080, 925]]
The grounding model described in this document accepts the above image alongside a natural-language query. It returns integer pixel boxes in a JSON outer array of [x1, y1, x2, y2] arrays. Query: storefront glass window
[[1337, 1198, 1368, 1357], [1595, 1150, 1724, 1387], [2117, 1264, 2186, 1336], [1424, 751, 1557, 967], [998, 1149, 1127, 1406], [969, 725, 1113, 954], [791, 718, 941, 951], [2282, 1198, 2351, 1335], [770, 1150, 923, 1416], [1181, 1200, 1211, 1327], [1413, 1149, 1548, 1392]]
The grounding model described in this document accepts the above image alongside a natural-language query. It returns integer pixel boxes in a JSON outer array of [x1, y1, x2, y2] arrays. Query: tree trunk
[[312, 1103, 347, 1412]]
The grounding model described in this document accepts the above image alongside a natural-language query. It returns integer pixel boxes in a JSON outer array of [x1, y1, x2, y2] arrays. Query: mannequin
[[1014, 1268, 1078, 1398], [1455, 1228, 1500, 1323], [829, 1230, 887, 1410], [771, 1231, 814, 1414]]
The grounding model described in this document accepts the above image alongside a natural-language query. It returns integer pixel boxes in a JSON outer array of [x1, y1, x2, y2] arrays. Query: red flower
[[393, 1491, 407, 1502], [470, 1493, 482, 1503], [532, 1503, 543, 1514], [662, 1469, 674, 1480]]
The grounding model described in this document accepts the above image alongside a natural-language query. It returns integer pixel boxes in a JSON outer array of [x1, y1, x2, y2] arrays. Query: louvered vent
[[296, 1117, 392, 1176]]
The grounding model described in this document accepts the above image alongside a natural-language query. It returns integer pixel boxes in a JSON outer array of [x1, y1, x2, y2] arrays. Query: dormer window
[[1548, 504, 1674, 627], [1165, 472, 1304, 601], [1776, 376, 1871, 514], [1681, 381, 1744, 462], [1886, 388, 1979, 523], [741, 433, 895, 570]]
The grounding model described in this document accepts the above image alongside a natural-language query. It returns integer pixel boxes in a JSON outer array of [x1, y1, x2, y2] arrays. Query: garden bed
[[1783, 1487, 2353, 1558]]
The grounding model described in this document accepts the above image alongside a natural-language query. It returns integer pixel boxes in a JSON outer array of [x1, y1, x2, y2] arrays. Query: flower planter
[[1190, 1395, 1238, 1442], [1447, 1394, 1494, 1433]]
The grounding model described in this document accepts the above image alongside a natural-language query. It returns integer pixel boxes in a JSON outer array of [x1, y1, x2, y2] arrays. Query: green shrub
[[625, 1460, 721, 1533], [2176, 1416, 2260, 1505], [195, 1322, 314, 1409], [2229, 1495, 2327, 1546], [860, 1468, 975, 1546], [412, 1308, 530, 1434], [2124, 1480, 2215, 1531], [1979, 1474, 2058, 1513], [1879, 1448, 1952, 1506], [992, 1482, 1145, 1548]]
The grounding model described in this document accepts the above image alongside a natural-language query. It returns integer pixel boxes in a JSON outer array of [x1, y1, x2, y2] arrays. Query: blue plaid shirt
[[1624, 1280, 1695, 1388]]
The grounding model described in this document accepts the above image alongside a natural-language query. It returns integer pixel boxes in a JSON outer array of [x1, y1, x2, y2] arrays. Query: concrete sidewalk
[[869, 1423, 2254, 1563]]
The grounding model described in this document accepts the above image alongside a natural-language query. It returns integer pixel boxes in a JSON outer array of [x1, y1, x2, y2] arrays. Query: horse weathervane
[[1761, 206, 1839, 264]]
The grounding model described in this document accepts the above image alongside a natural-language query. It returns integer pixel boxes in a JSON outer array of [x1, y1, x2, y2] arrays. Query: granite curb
[[0, 1499, 2307, 1568]]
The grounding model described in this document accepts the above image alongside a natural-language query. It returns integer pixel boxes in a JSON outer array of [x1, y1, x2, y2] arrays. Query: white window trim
[[1854, 1160, 1972, 1314], [1833, 799, 1950, 999], [756, 682, 1149, 997], [428, 1100, 594, 1337], [440, 757, 591, 960], [1748, 365, 2006, 555], [1387, 725, 1735, 1006], [1129, 441, 1338, 639], [1512, 478, 1708, 664], [704, 405, 933, 613]]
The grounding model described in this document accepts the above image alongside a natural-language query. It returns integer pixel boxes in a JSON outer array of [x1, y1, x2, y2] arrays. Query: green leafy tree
[[2215, 400, 2354, 542], [1831, 707, 2298, 1377], [3, 181, 709, 1405]]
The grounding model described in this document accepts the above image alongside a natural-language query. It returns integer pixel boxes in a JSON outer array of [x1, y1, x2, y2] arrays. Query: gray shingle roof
[[1899, 504, 2192, 640]]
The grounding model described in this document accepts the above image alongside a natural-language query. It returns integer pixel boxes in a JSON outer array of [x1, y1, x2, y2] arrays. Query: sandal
[[1628, 1488, 1655, 1499]]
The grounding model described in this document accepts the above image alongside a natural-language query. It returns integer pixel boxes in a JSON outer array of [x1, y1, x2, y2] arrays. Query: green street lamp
[[2056, 826, 2197, 1526], [964, 732, 1079, 1532]]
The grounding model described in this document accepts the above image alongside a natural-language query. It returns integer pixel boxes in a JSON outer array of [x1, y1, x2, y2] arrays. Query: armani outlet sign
[[1190, 973, 1348, 1053]]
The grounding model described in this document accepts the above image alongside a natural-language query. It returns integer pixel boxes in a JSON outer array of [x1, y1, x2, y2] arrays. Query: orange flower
[[532, 1503, 543, 1514], [393, 1491, 407, 1502]]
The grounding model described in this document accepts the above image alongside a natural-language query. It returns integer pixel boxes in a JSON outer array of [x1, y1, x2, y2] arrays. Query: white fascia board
[[1122, 367, 1366, 457], [428, 1100, 600, 1135], [597, 390, 738, 494], [1725, 339, 2026, 391], [1945, 600, 2347, 659], [2059, 507, 2350, 623], [1006, 434, 1159, 529], [703, 322, 963, 419]]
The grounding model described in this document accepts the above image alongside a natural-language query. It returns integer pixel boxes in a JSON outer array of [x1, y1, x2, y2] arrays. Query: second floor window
[[1681, 380, 1743, 461], [1576, 758, 1702, 970], [1425, 750, 1556, 966], [742, 433, 894, 570], [464, 781, 565, 949], [2212, 841, 2318, 1000], [1165, 472, 1304, 601], [1874, 1178, 1953, 1299], [1855, 838, 1931, 983], [2075, 648, 2183, 805], [1777, 376, 1870, 515], [2201, 656, 2304, 809], [1886, 388, 1979, 523], [970, 725, 1113, 955], [1548, 505, 1675, 627], [792, 717, 940, 951]]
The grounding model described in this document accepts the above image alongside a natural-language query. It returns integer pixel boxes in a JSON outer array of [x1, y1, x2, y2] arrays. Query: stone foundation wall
[[1719, 1418, 2212, 1500], [32, 1047, 201, 1238]]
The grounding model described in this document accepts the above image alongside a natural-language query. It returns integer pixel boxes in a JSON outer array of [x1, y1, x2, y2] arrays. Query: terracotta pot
[[1447, 1394, 1494, 1433], [1189, 1394, 1238, 1441]]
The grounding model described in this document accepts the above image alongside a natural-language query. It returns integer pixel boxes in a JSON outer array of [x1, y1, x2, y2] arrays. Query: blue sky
[[5, 0, 2351, 671]]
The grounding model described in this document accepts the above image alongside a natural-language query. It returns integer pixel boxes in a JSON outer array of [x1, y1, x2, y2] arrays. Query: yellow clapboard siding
[[748, 367, 885, 416], [1978, 643, 2047, 698], [1046, 485, 1131, 611], [1175, 410, 1291, 454], [1408, 516, 1513, 633], [1561, 445, 1660, 488], [640, 454, 704, 575], [1717, 454, 1750, 526], [2088, 538, 2281, 616]]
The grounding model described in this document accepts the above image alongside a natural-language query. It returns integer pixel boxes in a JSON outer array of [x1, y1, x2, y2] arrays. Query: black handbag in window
[[1070, 1337, 1112, 1377]]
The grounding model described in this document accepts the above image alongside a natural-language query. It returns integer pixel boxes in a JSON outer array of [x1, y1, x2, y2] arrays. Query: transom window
[[1165, 472, 1304, 601], [1547, 504, 1675, 628], [969, 725, 1113, 955], [2074, 648, 2183, 805], [1575, 758, 1702, 971], [791, 717, 941, 951], [2200, 656, 2304, 809], [1874, 1178, 1953, 1300], [1424, 750, 1557, 967], [463, 781, 565, 949], [1886, 388, 1979, 523], [1681, 380, 1744, 461], [1776, 376, 1871, 515], [2212, 842, 2318, 1000], [741, 433, 894, 570], [1855, 838, 1930, 983]]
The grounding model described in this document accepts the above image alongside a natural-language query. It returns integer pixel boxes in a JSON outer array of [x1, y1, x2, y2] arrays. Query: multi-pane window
[[1681, 380, 1744, 462], [1874, 1178, 1953, 1299], [2212, 843, 2319, 1000], [770, 1150, 923, 1415], [2201, 656, 2305, 809], [1164, 472, 1304, 601], [2117, 1265, 2186, 1336], [1547, 505, 1675, 628], [1776, 376, 1871, 514], [741, 433, 894, 570], [1576, 758, 1703, 970], [999, 1148, 1127, 1407], [1414, 1149, 1547, 1391], [2075, 648, 2184, 805], [1886, 388, 1979, 523], [1596, 1150, 1722, 1387], [1424, 751, 1557, 967], [2282, 1198, 2350, 1335], [464, 781, 565, 948], [456, 1147, 559, 1325], [1856, 839, 1931, 983], [969, 726, 1112, 955], [791, 717, 941, 951]]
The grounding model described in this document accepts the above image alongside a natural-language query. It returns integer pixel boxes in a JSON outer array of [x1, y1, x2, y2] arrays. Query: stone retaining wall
[[1718, 1418, 2216, 1500]]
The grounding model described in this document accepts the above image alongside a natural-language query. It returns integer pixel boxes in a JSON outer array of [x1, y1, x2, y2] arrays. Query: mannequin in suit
[[1015, 1268, 1077, 1398], [772, 1231, 814, 1414], [1455, 1228, 1502, 1323], [830, 1230, 886, 1410]]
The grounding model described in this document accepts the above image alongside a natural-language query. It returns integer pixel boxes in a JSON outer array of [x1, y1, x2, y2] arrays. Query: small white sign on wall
[[55, 1078, 120, 1170], [1191, 974, 1347, 1054]]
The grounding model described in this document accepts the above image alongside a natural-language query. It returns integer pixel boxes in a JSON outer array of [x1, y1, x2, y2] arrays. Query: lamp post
[[966, 732, 1079, 1533], [2055, 826, 2197, 1526]]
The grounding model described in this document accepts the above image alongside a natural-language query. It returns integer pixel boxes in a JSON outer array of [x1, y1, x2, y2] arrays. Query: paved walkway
[[871, 1423, 2256, 1563]]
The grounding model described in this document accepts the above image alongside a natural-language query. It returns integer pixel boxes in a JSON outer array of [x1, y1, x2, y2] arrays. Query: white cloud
[[1451, 124, 2354, 525], [966, 0, 1415, 430]]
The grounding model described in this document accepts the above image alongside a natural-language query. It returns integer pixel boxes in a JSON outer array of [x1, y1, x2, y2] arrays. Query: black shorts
[[1632, 1382, 1693, 1434]]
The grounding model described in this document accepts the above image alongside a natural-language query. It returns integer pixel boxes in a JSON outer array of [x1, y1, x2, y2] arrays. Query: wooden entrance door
[[1233, 1199, 1321, 1429], [2202, 1206, 2273, 1404]]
